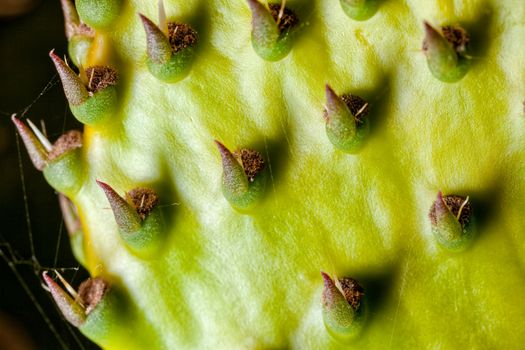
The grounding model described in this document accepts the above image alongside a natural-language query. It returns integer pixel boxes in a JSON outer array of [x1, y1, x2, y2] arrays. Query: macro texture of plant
[[9, 0, 525, 348]]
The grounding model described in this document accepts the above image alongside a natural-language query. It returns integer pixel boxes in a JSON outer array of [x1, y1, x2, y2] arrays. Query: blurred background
[[0, 1, 98, 348]]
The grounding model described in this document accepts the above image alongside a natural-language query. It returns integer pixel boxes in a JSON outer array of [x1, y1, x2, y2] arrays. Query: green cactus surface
[[11, 0, 525, 349]]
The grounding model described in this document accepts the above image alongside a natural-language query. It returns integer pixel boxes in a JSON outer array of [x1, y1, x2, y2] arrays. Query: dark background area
[[0, 1, 98, 349]]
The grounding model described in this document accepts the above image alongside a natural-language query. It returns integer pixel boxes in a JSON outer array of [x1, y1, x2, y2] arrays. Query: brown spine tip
[[324, 84, 340, 113], [60, 0, 80, 39], [422, 21, 444, 54], [324, 84, 353, 122], [246, 0, 280, 45], [139, 13, 172, 64], [422, 21, 436, 42], [321, 271, 334, 289], [49, 50, 89, 105], [96, 180, 142, 234], [11, 115, 48, 170], [214, 140, 230, 158], [321, 271, 341, 308], [214, 140, 241, 172], [42, 271, 86, 327]]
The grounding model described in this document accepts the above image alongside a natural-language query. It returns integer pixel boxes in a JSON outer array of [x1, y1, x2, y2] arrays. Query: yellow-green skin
[[50, 0, 525, 349]]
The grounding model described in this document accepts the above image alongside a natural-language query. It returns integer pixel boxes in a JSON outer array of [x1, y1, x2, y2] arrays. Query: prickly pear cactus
[[12, 0, 525, 349]]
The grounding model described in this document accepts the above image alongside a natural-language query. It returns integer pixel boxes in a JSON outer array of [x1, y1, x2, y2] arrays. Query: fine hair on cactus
[[2, 0, 525, 349]]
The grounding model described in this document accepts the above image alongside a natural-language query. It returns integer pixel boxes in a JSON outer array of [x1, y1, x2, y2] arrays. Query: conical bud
[[12, 116, 84, 196], [60, 0, 81, 40], [44, 271, 140, 348], [215, 141, 266, 212], [50, 50, 89, 105], [50, 50, 118, 125], [97, 180, 142, 233], [139, 14, 172, 64], [75, 0, 121, 29], [11, 115, 49, 170], [43, 272, 86, 327], [43, 271, 115, 340], [321, 272, 366, 342], [422, 22, 471, 83], [247, 0, 299, 61], [324, 85, 369, 154], [44, 129, 84, 195], [340, 0, 380, 21], [77, 277, 157, 348], [429, 191, 475, 251], [97, 181, 163, 257], [139, 12, 197, 83], [61, 0, 95, 67], [247, 0, 280, 49]]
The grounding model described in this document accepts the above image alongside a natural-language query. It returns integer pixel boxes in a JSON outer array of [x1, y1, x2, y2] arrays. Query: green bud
[[429, 191, 476, 252], [45, 271, 155, 349], [97, 181, 164, 257], [43, 272, 120, 346], [215, 141, 266, 212], [50, 50, 89, 105], [247, 0, 300, 61], [79, 278, 160, 349], [11, 115, 48, 171], [75, 0, 121, 29], [321, 272, 366, 343], [61, 0, 94, 67], [42, 130, 85, 197], [50, 51, 118, 125], [69, 81, 118, 125], [139, 14, 197, 83], [77, 277, 115, 342], [68, 32, 95, 68], [340, 0, 380, 21], [12, 116, 85, 197], [324, 84, 370, 154], [422, 22, 471, 83], [43, 271, 86, 328]]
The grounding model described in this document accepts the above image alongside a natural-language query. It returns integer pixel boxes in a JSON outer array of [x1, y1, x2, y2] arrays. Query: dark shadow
[[463, 183, 503, 238], [460, 2, 493, 65], [251, 130, 291, 190], [187, 0, 211, 59], [287, 0, 315, 25], [344, 263, 399, 318], [154, 156, 183, 253], [347, 72, 392, 137]]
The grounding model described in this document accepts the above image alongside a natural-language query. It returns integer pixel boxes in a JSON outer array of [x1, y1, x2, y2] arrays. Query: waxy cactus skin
[[11, 0, 525, 349]]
